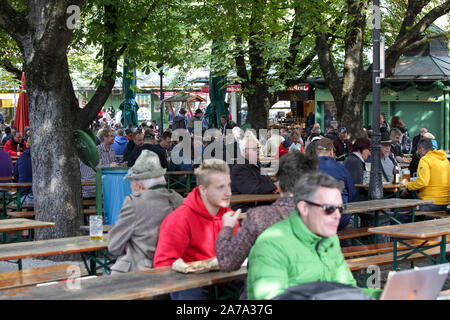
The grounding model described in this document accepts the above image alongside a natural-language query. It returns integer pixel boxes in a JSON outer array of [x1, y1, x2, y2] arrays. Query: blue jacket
[[318, 156, 357, 203], [13, 148, 32, 194], [111, 136, 129, 156]]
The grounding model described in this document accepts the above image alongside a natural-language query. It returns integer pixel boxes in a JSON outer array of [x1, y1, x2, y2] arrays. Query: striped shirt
[[80, 143, 117, 198]]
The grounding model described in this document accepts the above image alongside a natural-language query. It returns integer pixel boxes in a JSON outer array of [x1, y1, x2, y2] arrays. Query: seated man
[[216, 151, 318, 298], [390, 128, 407, 163], [333, 127, 352, 161], [13, 137, 33, 205], [79, 129, 118, 199], [315, 138, 356, 230], [123, 131, 144, 165], [154, 159, 240, 300], [246, 172, 382, 300], [401, 138, 449, 212], [3, 130, 26, 157], [230, 136, 277, 212], [97, 129, 118, 167], [380, 131, 397, 183], [111, 129, 129, 158], [108, 150, 184, 274], [128, 131, 168, 168]]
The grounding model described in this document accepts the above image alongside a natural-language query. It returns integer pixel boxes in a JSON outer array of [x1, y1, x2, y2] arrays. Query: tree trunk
[[26, 57, 84, 245], [245, 88, 270, 131]]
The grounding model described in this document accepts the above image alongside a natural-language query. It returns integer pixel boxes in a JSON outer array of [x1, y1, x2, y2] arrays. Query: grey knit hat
[[123, 150, 167, 180]]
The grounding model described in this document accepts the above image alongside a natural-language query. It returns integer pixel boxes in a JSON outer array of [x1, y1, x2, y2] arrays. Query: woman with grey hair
[[107, 150, 184, 275]]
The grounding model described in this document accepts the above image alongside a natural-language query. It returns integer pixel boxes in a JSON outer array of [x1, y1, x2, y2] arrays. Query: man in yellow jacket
[[401, 139, 450, 211]]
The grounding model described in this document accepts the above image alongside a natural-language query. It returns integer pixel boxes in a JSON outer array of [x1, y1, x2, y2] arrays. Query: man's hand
[[222, 209, 242, 229]]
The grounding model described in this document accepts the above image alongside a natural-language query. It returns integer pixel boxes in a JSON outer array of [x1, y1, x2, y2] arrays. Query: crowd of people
[[0, 107, 449, 300]]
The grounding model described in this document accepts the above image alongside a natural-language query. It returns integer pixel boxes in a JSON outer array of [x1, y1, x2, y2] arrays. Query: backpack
[[272, 281, 374, 300]]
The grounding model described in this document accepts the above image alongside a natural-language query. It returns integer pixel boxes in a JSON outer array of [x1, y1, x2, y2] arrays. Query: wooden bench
[[0, 263, 88, 291], [337, 227, 371, 240], [7, 211, 35, 219], [346, 243, 450, 271], [414, 211, 449, 219], [342, 237, 450, 258], [7, 210, 102, 218]]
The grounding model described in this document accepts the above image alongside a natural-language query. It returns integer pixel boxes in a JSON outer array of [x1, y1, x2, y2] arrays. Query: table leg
[[16, 188, 21, 212], [393, 239, 398, 271], [186, 174, 191, 194], [440, 235, 447, 264]]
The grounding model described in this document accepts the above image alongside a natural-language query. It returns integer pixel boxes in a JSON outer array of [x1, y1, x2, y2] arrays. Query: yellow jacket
[[406, 150, 450, 205]]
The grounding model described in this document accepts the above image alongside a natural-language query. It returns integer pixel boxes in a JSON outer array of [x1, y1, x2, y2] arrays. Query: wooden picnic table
[[0, 234, 110, 274], [354, 183, 404, 198], [0, 266, 247, 300], [369, 218, 450, 269], [0, 218, 55, 233], [230, 193, 280, 204]]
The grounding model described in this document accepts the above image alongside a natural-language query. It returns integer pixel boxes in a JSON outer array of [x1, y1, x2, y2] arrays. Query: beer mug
[[89, 215, 103, 241], [402, 168, 410, 182]]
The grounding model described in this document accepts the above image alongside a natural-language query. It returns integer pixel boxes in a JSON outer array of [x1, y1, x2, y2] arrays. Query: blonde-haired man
[[108, 150, 184, 275], [154, 158, 240, 300]]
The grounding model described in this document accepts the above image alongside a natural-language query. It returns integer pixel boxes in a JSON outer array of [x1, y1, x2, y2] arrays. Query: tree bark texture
[[0, 0, 120, 248]]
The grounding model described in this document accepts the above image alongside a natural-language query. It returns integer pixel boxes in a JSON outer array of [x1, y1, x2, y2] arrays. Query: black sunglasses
[[302, 200, 345, 215]]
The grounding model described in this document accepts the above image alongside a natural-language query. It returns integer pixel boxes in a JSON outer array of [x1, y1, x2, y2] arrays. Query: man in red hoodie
[[154, 158, 240, 300]]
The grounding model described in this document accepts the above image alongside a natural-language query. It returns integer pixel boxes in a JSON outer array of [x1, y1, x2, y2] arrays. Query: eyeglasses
[[302, 200, 345, 215]]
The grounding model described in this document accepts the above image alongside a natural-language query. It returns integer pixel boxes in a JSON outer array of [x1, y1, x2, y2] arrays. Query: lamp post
[[369, 0, 383, 200], [157, 62, 164, 133]]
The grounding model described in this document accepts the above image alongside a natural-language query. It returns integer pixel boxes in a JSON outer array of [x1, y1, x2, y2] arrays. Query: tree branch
[[0, 0, 27, 40], [0, 59, 22, 79]]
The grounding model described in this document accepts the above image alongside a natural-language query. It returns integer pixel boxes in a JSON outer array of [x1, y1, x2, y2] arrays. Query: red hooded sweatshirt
[[153, 186, 240, 268]]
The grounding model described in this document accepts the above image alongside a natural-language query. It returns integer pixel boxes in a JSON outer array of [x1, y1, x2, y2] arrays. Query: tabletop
[[0, 181, 97, 188], [0, 218, 55, 233], [0, 266, 247, 300], [344, 198, 434, 215], [368, 218, 450, 239], [230, 193, 280, 204], [0, 234, 108, 261], [354, 183, 403, 190]]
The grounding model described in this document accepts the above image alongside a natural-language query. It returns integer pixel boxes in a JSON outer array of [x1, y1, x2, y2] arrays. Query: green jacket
[[247, 209, 382, 300]]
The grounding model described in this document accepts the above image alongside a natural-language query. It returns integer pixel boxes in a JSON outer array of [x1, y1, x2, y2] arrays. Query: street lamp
[[157, 62, 164, 133], [369, 0, 383, 200]]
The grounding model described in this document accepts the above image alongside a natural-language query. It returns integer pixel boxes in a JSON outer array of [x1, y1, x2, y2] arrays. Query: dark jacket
[[343, 153, 366, 185], [128, 143, 169, 169], [396, 126, 410, 154], [172, 115, 187, 130], [13, 148, 32, 195], [411, 134, 421, 155], [230, 162, 277, 212], [318, 156, 356, 204], [390, 142, 403, 158], [122, 140, 135, 163], [333, 138, 353, 161]]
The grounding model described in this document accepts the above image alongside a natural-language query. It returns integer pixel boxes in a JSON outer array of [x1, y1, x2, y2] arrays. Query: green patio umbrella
[[205, 44, 229, 129], [119, 58, 139, 128]]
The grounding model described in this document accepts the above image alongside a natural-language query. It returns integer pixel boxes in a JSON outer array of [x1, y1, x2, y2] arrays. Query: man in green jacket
[[247, 172, 382, 300]]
